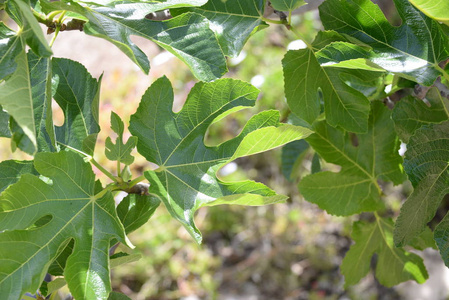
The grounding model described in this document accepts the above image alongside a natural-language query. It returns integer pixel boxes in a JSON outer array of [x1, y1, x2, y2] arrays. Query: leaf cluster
[[0, 0, 449, 298]]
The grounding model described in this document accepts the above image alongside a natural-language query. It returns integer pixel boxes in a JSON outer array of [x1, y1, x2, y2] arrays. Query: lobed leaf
[[319, 0, 449, 86], [392, 88, 449, 143], [342, 218, 428, 287], [283, 48, 384, 133], [0, 151, 129, 300], [299, 101, 406, 216], [394, 121, 449, 249], [129, 76, 313, 243], [52, 58, 101, 155], [41, 1, 227, 81], [105, 112, 137, 165], [172, 0, 267, 57]]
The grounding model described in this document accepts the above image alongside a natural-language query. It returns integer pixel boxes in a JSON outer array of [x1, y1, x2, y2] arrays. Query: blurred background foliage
[[2, 2, 449, 300]]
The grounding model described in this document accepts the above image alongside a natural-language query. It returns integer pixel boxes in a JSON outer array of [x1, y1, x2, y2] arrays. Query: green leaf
[[46, 278, 67, 295], [392, 88, 449, 143], [129, 76, 313, 243], [172, 0, 267, 57], [78, 0, 207, 7], [0, 151, 130, 300], [117, 194, 160, 234], [394, 121, 449, 247], [105, 112, 137, 165], [283, 48, 384, 133], [41, 1, 227, 81], [269, 0, 305, 12], [0, 160, 35, 193], [0, 22, 22, 81], [110, 252, 141, 268], [0, 106, 11, 138], [0, 44, 37, 153], [281, 139, 309, 181], [7, 0, 52, 57], [435, 213, 449, 267], [319, 0, 449, 85], [108, 292, 132, 300], [409, 226, 437, 251], [341, 218, 428, 287], [10, 51, 56, 154], [409, 0, 449, 26], [299, 101, 406, 216], [52, 58, 101, 155]]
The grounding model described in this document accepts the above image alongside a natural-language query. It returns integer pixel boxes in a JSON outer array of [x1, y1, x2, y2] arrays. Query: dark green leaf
[[172, 0, 266, 57], [129, 76, 313, 243], [0, 160, 35, 193], [52, 58, 101, 155], [117, 194, 160, 234], [392, 88, 449, 142], [281, 139, 309, 181], [105, 112, 137, 165], [299, 101, 406, 215], [283, 48, 384, 133], [0, 106, 11, 138], [394, 121, 449, 247], [409, 226, 437, 251], [342, 218, 428, 287], [319, 0, 449, 85], [0, 151, 130, 300], [435, 212, 449, 267], [41, 1, 227, 81], [0, 22, 21, 81], [311, 152, 321, 174]]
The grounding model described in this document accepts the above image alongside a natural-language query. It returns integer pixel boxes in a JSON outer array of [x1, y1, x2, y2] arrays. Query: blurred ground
[[2, 3, 449, 300]]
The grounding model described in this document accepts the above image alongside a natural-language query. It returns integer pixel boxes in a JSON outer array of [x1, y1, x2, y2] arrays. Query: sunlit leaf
[[319, 0, 449, 85], [409, 0, 449, 26], [172, 0, 267, 57], [9, 51, 56, 154], [0, 45, 37, 153], [6, 0, 52, 57], [40, 1, 227, 81], [129, 76, 313, 243], [0, 151, 130, 300]]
